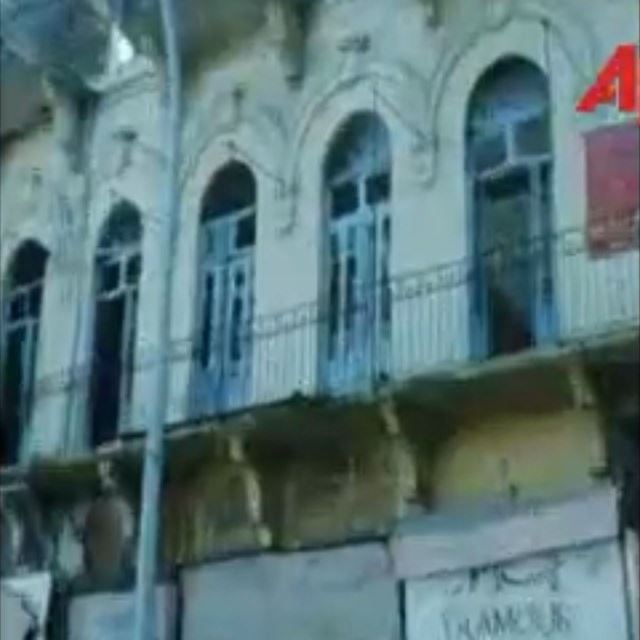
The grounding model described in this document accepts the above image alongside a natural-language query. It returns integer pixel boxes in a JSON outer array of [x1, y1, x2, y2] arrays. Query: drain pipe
[[132, 0, 182, 637]]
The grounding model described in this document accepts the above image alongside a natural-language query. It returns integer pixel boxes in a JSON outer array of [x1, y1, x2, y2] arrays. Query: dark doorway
[[1, 241, 48, 466], [89, 203, 141, 447], [467, 58, 555, 359]]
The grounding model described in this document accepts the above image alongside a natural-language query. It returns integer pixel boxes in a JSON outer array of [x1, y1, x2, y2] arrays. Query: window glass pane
[[540, 163, 552, 228], [328, 259, 340, 357], [98, 261, 120, 294], [90, 296, 125, 447], [213, 222, 230, 260], [10, 242, 48, 288], [325, 113, 391, 184], [203, 162, 256, 220], [365, 173, 390, 205], [8, 294, 26, 322], [480, 169, 531, 252], [347, 226, 357, 252], [484, 169, 529, 201], [2, 325, 27, 463], [29, 286, 42, 316], [235, 215, 256, 249], [541, 168, 554, 309], [98, 205, 142, 250], [204, 227, 215, 256], [125, 254, 141, 285], [345, 254, 356, 333], [230, 295, 243, 362], [331, 181, 358, 218], [381, 217, 391, 328], [515, 114, 550, 157], [122, 290, 138, 407], [472, 133, 507, 173], [479, 171, 535, 356], [200, 274, 214, 368], [382, 216, 391, 245]]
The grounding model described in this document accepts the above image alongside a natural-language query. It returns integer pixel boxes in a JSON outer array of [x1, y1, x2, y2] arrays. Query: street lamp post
[[132, 0, 181, 637]]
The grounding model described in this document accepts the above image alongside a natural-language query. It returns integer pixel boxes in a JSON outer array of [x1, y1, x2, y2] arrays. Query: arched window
[[467, 58, 554, 358], [1, 241, 48, 466], [323, 112, 392, 393], [194, 161, 256, 415], [89, 202, 142, 447]]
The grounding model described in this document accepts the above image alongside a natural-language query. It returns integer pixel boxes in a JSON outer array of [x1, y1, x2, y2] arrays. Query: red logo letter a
[[576, 44, 639, 114]]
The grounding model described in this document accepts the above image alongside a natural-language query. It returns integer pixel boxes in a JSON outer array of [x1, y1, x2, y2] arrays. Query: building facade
[[1, 0, 638, 638]]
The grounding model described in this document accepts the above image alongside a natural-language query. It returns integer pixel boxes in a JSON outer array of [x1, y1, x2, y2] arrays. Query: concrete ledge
[[391, 486, 619, 580]]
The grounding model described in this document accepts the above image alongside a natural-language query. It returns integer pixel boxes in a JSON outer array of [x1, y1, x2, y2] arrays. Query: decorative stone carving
[[19, 167, 44, 218], [409, 135, 437, 184], [75, 461, 135, 583], [337, 34, 371, 54], [162, 439, 271, 564], [44, 78, 88, 176], [48, 174, 86, 284], [82, 493, 133, 582], [112, 127, 137, 177], [417, 0, 441, 27], [266, 0, 316, 87], [484, 0, 515, 31], [230, 85, 246, 129], [180, 90, 287, 239], [99, 126, 137, 181]]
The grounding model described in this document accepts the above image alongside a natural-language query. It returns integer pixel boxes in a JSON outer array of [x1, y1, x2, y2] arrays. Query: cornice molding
[[180, 87, 287, 201]]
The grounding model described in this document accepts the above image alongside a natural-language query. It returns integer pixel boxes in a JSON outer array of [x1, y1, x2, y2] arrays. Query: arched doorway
[[1, 240, 49, 465], [467, 58, 555, 358], [89, 202, 142, 446], [323, 112, 392, 393], [194, 161, 256, 415]]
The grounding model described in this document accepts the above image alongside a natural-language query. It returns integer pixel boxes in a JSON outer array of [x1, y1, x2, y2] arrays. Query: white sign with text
[[406, 541, 629, 640]]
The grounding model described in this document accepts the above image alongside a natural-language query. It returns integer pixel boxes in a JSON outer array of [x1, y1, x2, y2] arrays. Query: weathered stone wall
[[0, 1, 638, 634], [1, 0, 637, 464], [431, 408, 605, 509]]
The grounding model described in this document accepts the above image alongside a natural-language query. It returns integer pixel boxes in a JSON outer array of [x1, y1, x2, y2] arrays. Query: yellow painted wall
[[432, 409, 606, 508]]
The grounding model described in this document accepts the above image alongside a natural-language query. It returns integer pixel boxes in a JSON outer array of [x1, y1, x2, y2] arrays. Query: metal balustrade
[[28, 218, 639, 434]]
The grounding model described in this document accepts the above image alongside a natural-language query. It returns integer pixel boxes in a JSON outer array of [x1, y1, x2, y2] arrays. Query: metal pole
[[133, 0, 181, 636]]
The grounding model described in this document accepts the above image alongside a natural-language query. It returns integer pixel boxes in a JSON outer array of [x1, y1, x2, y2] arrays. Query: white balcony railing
[[24, 217, 639, 444]]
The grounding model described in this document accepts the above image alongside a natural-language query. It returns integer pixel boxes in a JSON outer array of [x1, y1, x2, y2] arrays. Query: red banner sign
[[585, 122, 639, 256]]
